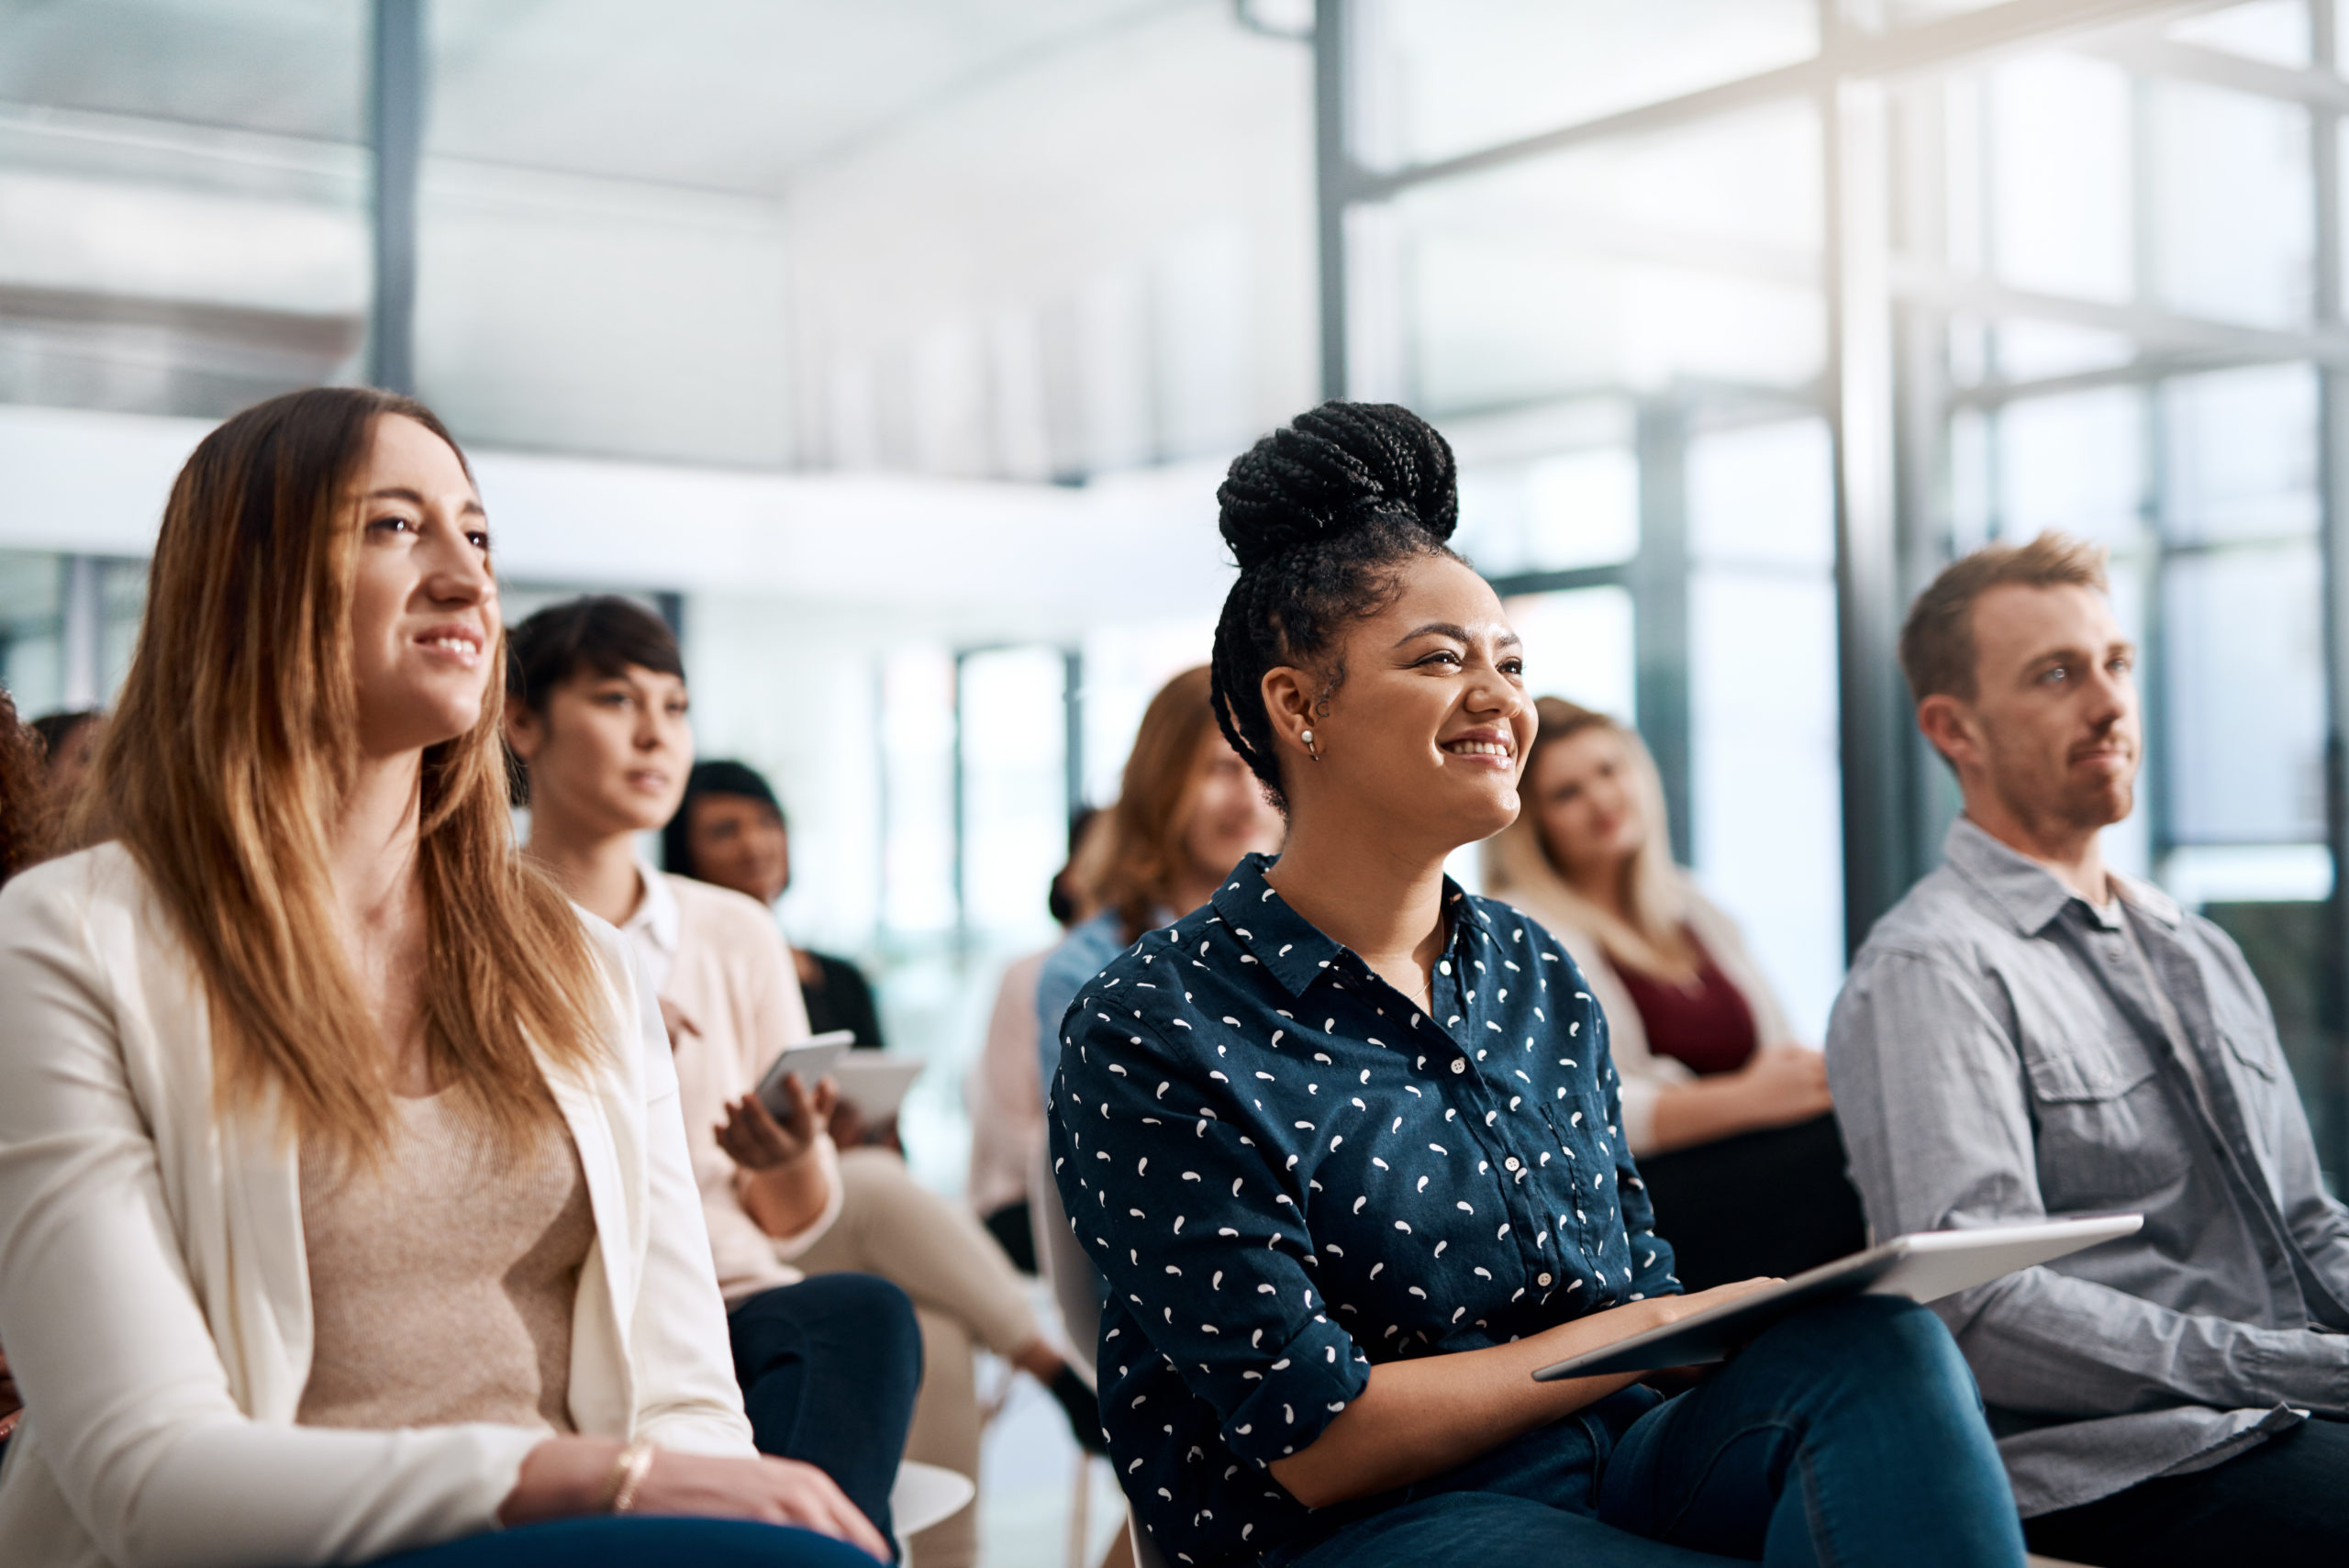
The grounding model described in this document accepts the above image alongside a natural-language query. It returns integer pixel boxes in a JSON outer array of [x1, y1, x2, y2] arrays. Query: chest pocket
[[2022, 1034, 2189, 1206]]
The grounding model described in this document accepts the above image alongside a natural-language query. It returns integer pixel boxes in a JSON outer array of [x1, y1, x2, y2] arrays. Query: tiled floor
[[973, 1357, 1130, 1568]]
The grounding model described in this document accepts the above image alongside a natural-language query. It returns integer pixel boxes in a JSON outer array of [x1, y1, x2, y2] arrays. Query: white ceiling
[[0, 0, 1184, 191]]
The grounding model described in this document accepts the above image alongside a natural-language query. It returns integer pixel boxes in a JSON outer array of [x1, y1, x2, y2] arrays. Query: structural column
[[370, 0, 426, 394]]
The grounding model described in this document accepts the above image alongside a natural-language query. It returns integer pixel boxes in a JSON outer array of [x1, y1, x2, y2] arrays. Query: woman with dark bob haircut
[[1046, 401, 2025, 1568], [0, 387, 890, 1567]]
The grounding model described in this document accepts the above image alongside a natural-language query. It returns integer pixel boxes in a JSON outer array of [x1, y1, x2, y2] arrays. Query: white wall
[[783, 3, 1319, 479]]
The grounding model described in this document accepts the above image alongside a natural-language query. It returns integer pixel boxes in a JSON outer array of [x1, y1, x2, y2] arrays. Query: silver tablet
[[1531, 1214, 2143, 1382], [752, 1030, 858, 1118]]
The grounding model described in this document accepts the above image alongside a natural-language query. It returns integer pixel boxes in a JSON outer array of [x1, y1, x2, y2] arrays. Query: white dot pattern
[[1045, 852, 1678, 1564]]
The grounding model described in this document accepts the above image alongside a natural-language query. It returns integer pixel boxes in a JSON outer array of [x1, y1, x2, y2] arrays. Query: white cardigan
[[0, 845, 757, 1568]]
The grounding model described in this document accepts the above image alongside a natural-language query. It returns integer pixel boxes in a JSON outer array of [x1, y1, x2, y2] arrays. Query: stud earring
[[1301, 728, 1320, 762]]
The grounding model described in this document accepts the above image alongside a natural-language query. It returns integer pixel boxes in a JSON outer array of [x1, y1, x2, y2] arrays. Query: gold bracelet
[[604, 1437, 658, 1515]]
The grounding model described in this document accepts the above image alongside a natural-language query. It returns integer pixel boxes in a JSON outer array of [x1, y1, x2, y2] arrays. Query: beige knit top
[[295, 1093, 595, 1435]]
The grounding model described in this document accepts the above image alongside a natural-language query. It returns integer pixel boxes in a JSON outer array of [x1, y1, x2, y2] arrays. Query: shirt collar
[[1208, 851, 1490, 1000], [1943, 817, 2181, 936], [620, 857, 681, 956]]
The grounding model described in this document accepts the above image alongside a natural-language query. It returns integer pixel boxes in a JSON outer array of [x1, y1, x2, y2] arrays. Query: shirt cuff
[[1218, 1310, 1370, 1469]]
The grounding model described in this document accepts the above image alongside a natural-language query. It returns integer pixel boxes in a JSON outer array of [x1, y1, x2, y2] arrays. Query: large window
[[1330, 0, 2349, 1164]]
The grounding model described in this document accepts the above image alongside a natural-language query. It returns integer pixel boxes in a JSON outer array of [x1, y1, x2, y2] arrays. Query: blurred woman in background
[[1032, 665, 1284, 1090], [29, 707, 104, 819], [0, 388, 891, 1567], [663, 762, 890, 1151], [1482, 696, 1864, 1288], [663, 762, 886, 1054]]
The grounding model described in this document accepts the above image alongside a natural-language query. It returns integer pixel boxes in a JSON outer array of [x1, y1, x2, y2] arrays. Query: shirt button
[[1439, 961, 1453, 975], [1450, 1059, 1465, 1074], [1537, 1273, 1553, 1286], [1505, 1157, 1521, 1172]]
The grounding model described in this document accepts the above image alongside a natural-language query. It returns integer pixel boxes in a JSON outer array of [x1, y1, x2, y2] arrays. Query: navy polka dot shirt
[[1047, 853, 1679, 1566]]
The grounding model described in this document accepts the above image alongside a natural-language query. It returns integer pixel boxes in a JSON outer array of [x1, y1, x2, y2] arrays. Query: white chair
[[889, 1459, 975, 1567]]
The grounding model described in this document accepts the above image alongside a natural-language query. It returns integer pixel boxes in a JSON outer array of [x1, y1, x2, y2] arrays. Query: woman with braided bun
[[1045, 401, 2023, 1568]]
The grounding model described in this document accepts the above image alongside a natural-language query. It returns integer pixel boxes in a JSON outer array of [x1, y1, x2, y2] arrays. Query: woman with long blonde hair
[[0, 388, 892, 1566], [1481, 695, 1863, 1287]]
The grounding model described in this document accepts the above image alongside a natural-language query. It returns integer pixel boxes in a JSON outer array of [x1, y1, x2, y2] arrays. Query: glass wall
[[1337, 0, 2349, 1156]]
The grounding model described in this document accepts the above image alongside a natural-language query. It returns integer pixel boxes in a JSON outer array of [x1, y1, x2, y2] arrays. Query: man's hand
[[716, 1073, 838, 1173]]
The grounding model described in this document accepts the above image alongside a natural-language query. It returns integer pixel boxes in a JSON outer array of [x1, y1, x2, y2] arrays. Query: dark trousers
[[2022, 1415, 2349, 1566], [729, 1273, 923, 1551], [1269, 1296, 2024, 1568], [1634, 1113, 1867, 1291], [981, 1199, 1037, 1275]]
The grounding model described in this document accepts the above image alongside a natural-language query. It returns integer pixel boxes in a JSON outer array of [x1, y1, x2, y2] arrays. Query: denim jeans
[[2021, 1413, 2349, 1566], [729, 1273, 923, 1549], [368, 1517, 882, 1566], [1268, 1295, 2025, 1568]]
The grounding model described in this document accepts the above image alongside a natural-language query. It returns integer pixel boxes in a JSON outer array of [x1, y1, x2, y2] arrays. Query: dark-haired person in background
[[28, 707, 104, 820], [1483, 698, 1863, 1291], [512, 600, 1100, 1568], [663, 762, 889, 1149], [0, 389, 892, 1567], [1829, 534, 2349, 1565], [1050, 401, 2024, 1568], [1031, 664, 1284, 1097]]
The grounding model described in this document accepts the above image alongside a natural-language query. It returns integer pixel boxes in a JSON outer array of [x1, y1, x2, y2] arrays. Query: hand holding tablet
[[1532, 1214, 2143, 1382], [753, 1030, 858, 1119]]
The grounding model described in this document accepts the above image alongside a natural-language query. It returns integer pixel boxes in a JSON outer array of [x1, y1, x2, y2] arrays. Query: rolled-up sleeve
[[1828, 948, 2349, 1418], [1051, 1010, 1370, 1465]]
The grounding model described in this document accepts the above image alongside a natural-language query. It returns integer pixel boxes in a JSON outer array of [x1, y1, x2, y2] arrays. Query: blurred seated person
[[1831, 534, 2349, 1566], [1483, 697, 1864, 1289], [0, 389, 896, 1567], [511, 599, 1098, 1568], [662, 761, 889, 1150], [1033, 664, 1285, 1094], [28, 707, 103, 818], [964, 806, 1110, 1273]]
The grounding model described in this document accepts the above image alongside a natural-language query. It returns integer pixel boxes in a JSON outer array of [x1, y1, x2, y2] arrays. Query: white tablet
[[830, 1055, 926, 1119], [1531, 1214, 2143, 1382], [752, 1030, 858, 1118]]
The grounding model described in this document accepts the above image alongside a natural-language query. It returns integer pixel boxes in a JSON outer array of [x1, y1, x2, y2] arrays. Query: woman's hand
[[1731, 1043, 1832, 1129], [716, 1075, 837, 1173], [502, 1439, 890, 1561], [721, 1074, 841, 1239], [630, 1451, 890, 1560]]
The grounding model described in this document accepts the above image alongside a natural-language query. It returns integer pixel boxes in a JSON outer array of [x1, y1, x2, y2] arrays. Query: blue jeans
[[370, 1517, 881, 1565], [729, 1273, 923, 1549], [1269, 1295, 2025, 1568]]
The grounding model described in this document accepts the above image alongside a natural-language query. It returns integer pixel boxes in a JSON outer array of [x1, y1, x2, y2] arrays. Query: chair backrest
[[1030, 1140, 1103, 1387]]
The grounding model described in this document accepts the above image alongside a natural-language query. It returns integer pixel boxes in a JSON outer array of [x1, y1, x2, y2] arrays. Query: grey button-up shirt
[[1827, 818, 2349, 1517]]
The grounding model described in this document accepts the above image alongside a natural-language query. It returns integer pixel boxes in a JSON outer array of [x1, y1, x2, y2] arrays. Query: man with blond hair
[[1827, 532, 2349, 1563]]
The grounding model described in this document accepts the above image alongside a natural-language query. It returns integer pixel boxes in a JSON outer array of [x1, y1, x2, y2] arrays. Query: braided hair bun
[[1216, 401, 1459, 572], [1209, 402, 1465, 808]]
